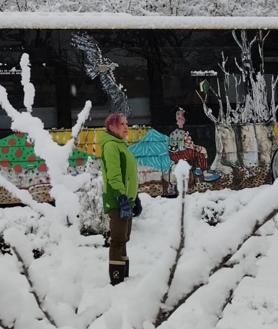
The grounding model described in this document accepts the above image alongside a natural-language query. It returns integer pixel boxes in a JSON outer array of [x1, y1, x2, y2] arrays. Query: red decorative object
[[76, 157, 84, 166], [28, 154, 36, 162], [2, 147, 9, 154], [38, 163, 47, 172], [13, 164, 22, 173], [1, 160, 9, 167], [15, 149, 23, 157], [8, 139, 16, 145], [25, 141, 32, 147]]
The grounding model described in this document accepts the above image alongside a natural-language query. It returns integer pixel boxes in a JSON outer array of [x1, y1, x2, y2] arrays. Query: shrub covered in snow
[[78, 157, 110, 239]]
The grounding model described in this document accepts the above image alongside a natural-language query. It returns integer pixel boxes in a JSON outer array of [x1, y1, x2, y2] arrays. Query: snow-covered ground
[[1, 183, 278, 329]]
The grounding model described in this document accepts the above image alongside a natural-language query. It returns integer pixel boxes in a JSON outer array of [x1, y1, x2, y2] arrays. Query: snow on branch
[[0, 318, 15, 329], [0, 58, 91, 182], [0, 174, 54, 217], [20, 53, 35, 112], [72, 100, 92, 139], [165, 181, 278, 310], [196, 89, 218, 123], [0, 53, 92, 224], [4, 228, 58, 328]]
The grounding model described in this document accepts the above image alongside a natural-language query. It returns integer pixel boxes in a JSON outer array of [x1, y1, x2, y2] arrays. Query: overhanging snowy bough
[[153, 163, 278, 328]]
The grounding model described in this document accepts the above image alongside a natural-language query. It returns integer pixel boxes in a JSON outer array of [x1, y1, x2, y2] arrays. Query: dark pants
[[109, 208, 132, 261]]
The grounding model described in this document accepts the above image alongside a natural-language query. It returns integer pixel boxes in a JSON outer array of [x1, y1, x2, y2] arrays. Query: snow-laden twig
[[20, 53, 35, 112], [163, 182, 278, 320], [258, 30, 270, 74], [155, 213, 275, 328], [196, 90, 218, 123], [1, 228, 59, 327], [216, 77, 224, 123], [72, 101, 92, 139], [232, 30, 243, 51], [0, 84, 91, 183], [0, 53, 92, 223], [0, 174, 54, 218], [218, 52, 231, 123], [157, 251, 259, 329], [0, 318, 15, 329], [10, 244, 57, 328], [155, 160, 190, 327], [271, 75, 278, 122], [234, 57, 245, 81]]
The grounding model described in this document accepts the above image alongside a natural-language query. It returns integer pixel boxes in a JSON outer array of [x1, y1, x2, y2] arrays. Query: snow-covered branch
[[20, 53, 35, 112], [196, 89, 218, 123], [0, 174, 54, 217], [4, 228, 58, 328], [271, 75, 278, 122], [0, 53, 92, 224]]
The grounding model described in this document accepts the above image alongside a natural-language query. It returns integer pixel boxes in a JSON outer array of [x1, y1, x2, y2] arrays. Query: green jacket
[[100, 131, 138, 213]]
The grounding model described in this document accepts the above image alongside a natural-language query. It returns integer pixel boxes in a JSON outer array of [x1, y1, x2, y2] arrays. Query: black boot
[[109, 261, 125, 286], [122, 256, 129, 278]]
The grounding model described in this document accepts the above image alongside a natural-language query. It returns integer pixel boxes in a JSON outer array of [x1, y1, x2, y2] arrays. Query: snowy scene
[[1, 163, 278, 329], [1, 2, 278, 329], [0, 0, 278, 16], [0, 50, 277, 329]]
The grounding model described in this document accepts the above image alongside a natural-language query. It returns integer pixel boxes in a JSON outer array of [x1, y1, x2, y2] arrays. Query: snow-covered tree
[[1, 0, 278, 16], [196, 30, 277, 174]]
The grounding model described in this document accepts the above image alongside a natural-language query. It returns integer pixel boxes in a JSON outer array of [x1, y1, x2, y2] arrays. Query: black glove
[[118, 195, 132, 220], [133, 195, 142, 217]]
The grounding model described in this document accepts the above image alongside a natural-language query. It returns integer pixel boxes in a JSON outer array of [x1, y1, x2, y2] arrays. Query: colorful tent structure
[[129, 128, 171, 172]]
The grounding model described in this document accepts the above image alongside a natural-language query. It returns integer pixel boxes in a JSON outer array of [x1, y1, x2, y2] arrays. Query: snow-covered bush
[[201, 200, 225, 226], [0, 234, 11, 255], [78, 157, 110, 239]]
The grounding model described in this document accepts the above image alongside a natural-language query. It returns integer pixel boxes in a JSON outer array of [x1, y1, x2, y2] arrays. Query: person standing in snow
[[100, 112, 141, 285]]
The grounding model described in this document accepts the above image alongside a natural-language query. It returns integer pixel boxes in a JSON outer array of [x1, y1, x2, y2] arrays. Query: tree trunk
[[211, 123, 238, 174], [210, 123, 275, 178], [254, 124, 275, 165], [239, 124, 259, 167]]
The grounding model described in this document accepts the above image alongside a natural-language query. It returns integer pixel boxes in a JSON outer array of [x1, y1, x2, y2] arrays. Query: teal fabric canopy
[[129, 128, 171, 172]]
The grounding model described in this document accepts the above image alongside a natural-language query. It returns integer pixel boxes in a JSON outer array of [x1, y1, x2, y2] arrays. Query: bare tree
[[196, 30, 277, 175]]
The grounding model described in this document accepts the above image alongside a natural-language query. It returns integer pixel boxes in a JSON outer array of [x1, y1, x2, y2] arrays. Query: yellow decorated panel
[[50, 127, 149, 157]]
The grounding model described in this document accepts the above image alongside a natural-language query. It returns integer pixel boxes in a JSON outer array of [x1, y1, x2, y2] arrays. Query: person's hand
[[118, 195, 132, 220], [133, 195, 142, 217]]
